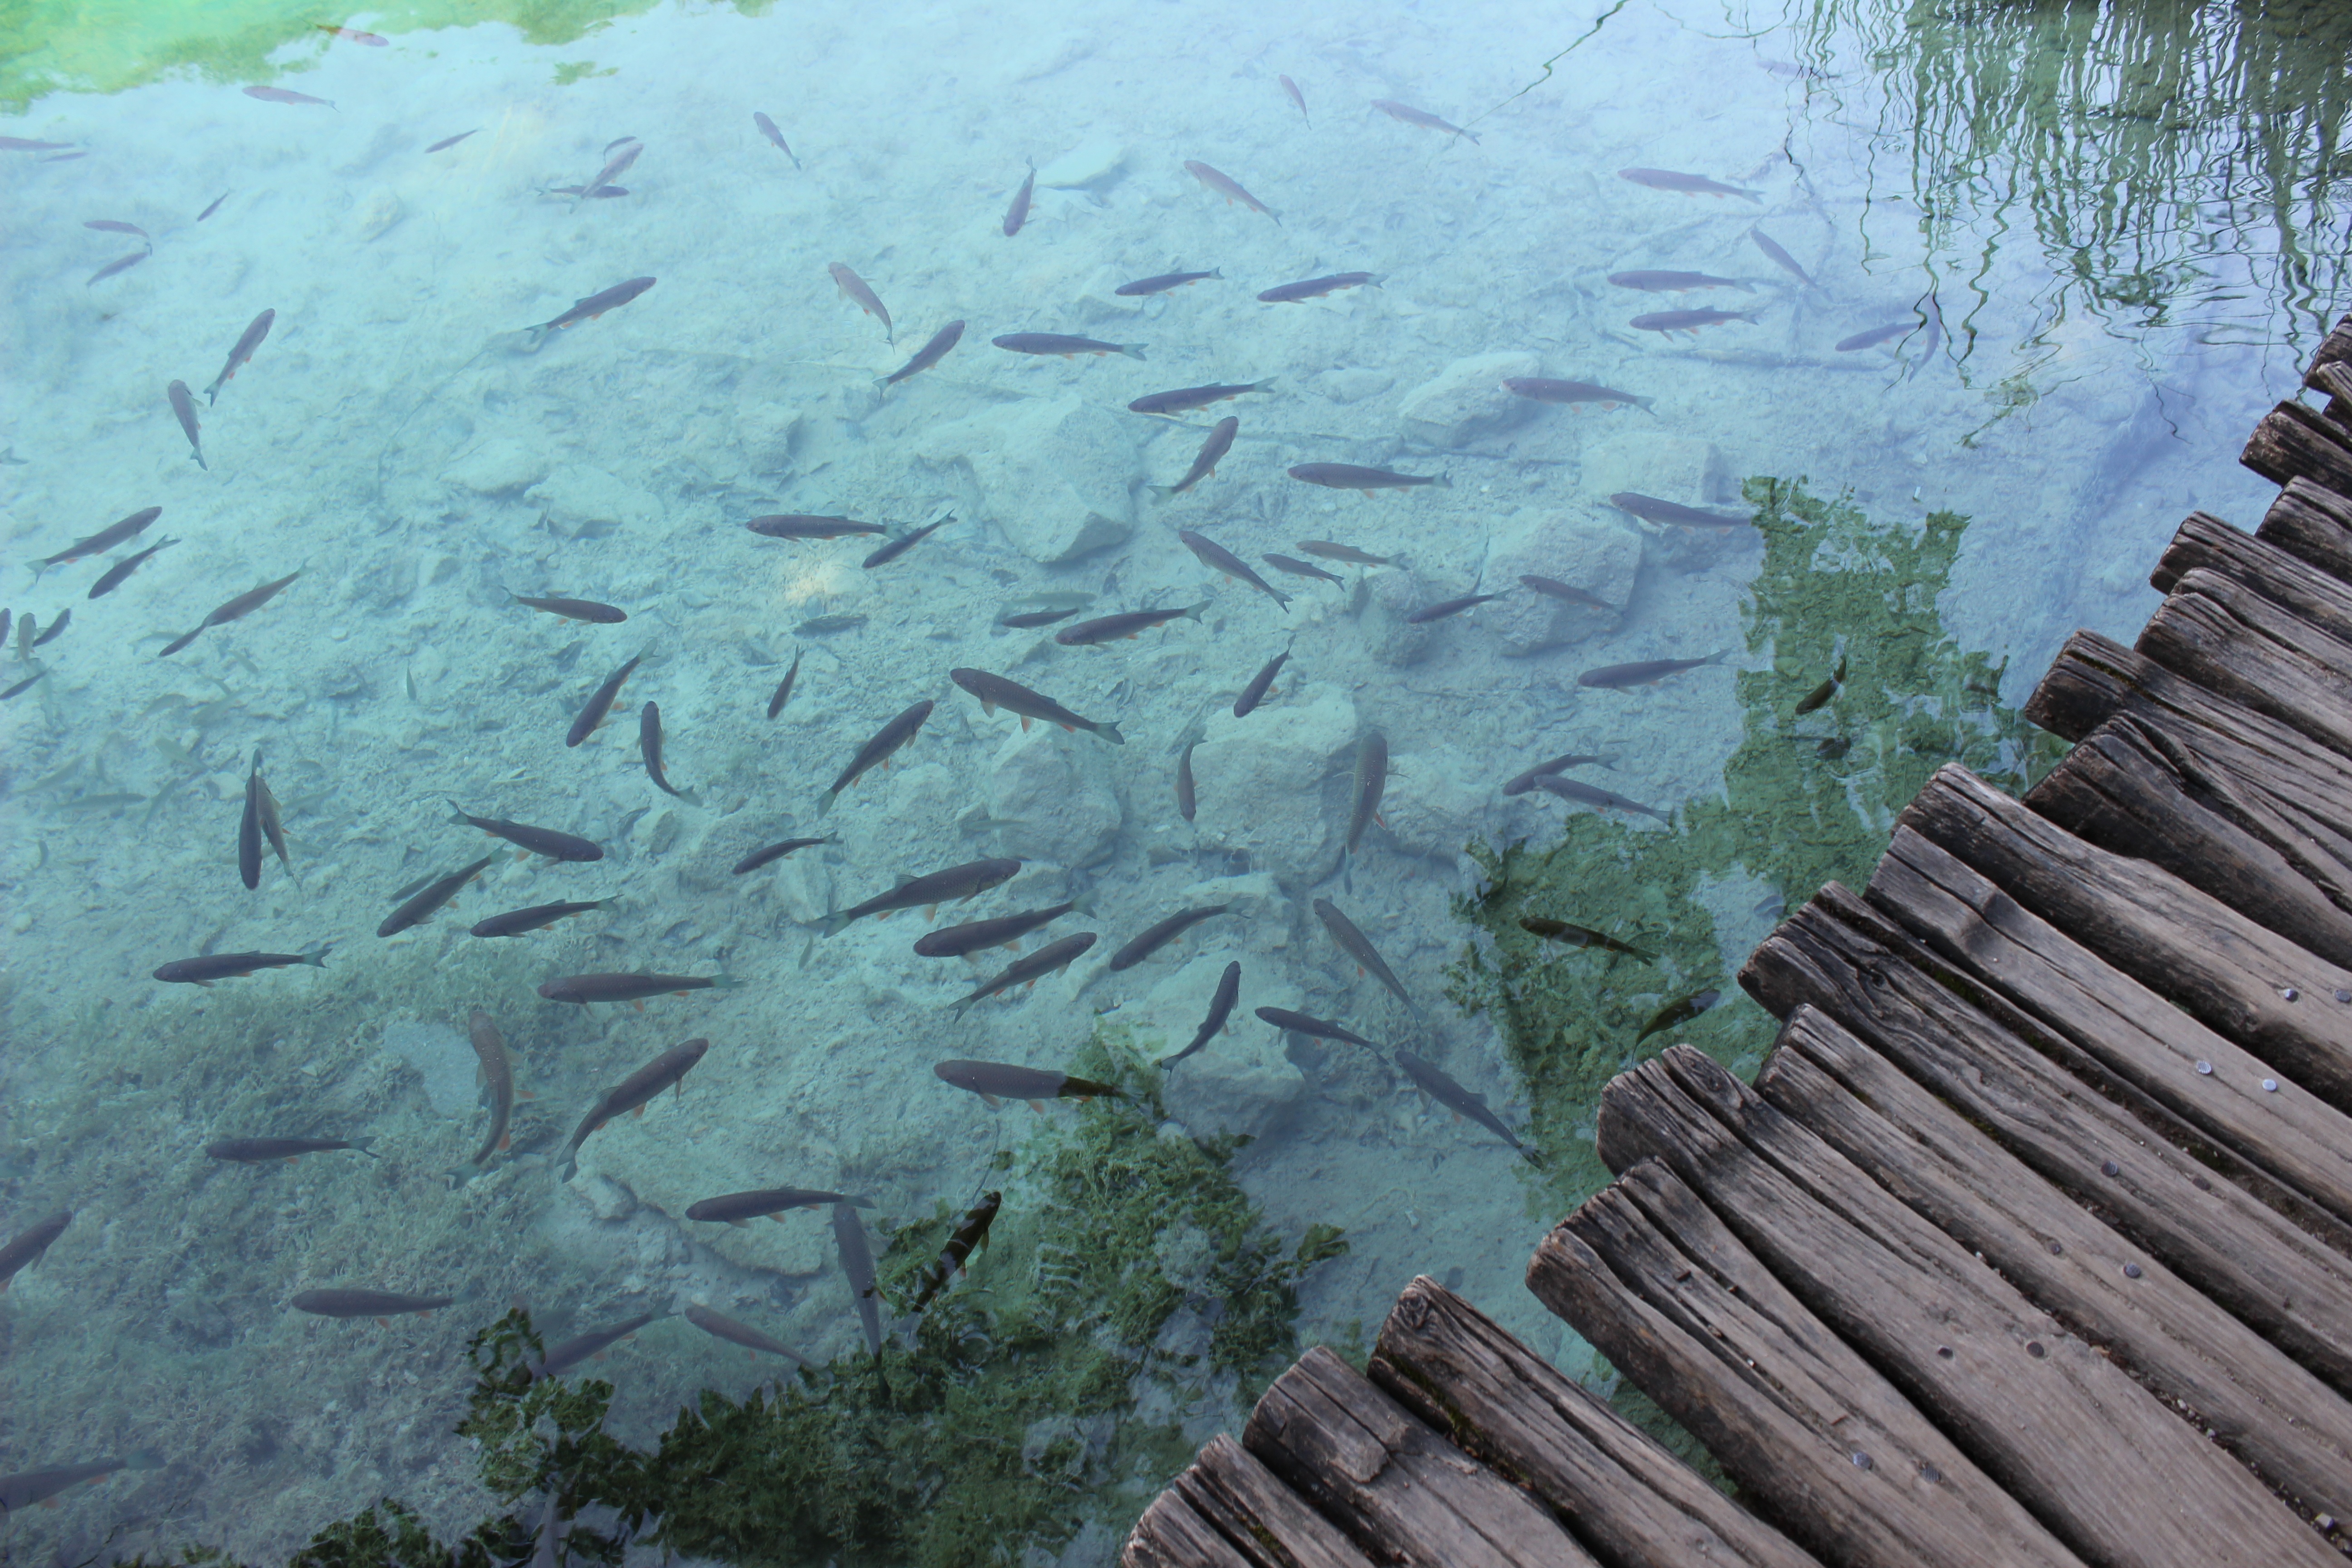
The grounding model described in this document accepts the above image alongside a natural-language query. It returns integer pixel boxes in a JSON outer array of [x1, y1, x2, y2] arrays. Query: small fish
[[198, 191, 229, 220], [1280, 75, 1310, 126], [819, 699, 935, 813], [448, 804, 604, 862], [1534, 774, 1670, 823], [1159, 961, 1243, 1069], [1372, 100, 1478, 141], [204, 308, 275, 403], [1519, 574, 1612, 609], [752, 112, 800, 168], [88, 537, 177, 598], [1618, 167, 1761, 202], [1396, 1050, 1525, 1154], [1818, 736, 1852, 760], [879, 320, 965, 387], [999, 605, 1083, 629], [574, 140, 642, 210], [1152, 415, 1238, 497], [993, 332, 1146, 360], [949, 934, 1098, 1017], [766, 650, 803, 719], [1313, 897, 1418, 1016], [1176, 742, 1199, 822], [639, 701, 699, 804], [951, 668, 1124, 744], [29, 609, 69, 648], [1635, 988, 1722, 1044], [1107, 904, 1232, 971], [1608, 270, 1751, 294], [796, 613, 867, 635], [1578, 652, 1727, 688], [683, 1303, 811, 1365], [0, 137, 75, 152], [1127, 379, 1275, 416], [733, 834, 836, 875], [1500, 752, 1616, 794], [1115, 270, 1221, 297], [1263, 553, 1343, 587], [0, 1453, 164, 1511], [1056, 602, 1210, 647], [152, 946, 330, 985], [156, 569, 302, 657], [1184, 160, 1280, 223], [507, 590, 626, 624], [1003, 161, 1035, 236], [38, 150, 85, 162], [1234, 647, 1289, 718], [468, 1011, 516, 1164], [524, 277, 655, 344], [935, 1060, 1121, 1107], [1793, 656, 1846, 715], [168, 380, 206, 469], [912, 1191, 1003, 1310], [559, 1039, 711, 1180], [566, 652, 643, 746], [1180, 530, 1290, 609], [38, 505, 160, 571], [820, 857, 1021, 936], [238, 750, 288, 888], [1405, 590, 1506, 624], [425, 129, 480, 153], [316, 24, 389, 44], [538, 973, 742, 1005], [206, 1136, 375, 1163], [1258, 272, 1381, 303], [746, 514, 887, 540], [470, 899, 617, 939], [544, 182, 630, 201], [1, 670, 48, 702], [687, 1188, 872, 1224], [294, 1287, 456, 1320], [829, 262, 892, 342], [1254, 1007, 1375, 1048], [1289, 463, 1449, 494], [1519, 917, 1655, 960], [84, 219, 151, 240], [0, 1211, 71, 1290], [1631, 308, 1758, 337], [378, 855, 495, 936], [1835, 321, 1916, 353], [1295, 540, 1398, 566], [1502, 377, 1653, 412], [1607, 493, 1750, 529], [863, 513, 954, 570], [534, 1312, 658, 1378], [1748, 228, 1815, 288], [915, 903, 1079, 959], [87, 250, 148, 286], [244, 85, 336, 109], [1344, 731, 1389, 862]]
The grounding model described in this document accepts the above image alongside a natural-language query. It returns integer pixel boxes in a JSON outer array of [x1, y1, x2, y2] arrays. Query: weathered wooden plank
[[1244, 1346, 1600, 1568], [2149, 509, 2352, 643], [2255, 477, 2352, 585], [2306, 359, 2352, 405], [1740, 883, 2352, 1393], [1532, 1163, 2085, 1568], [1865, 825, 2352, 1226], [1166, 1435, 1381, 1568], [1754, 1006, 2352, 1523], [1900, 763, 2352, 1111], [1597, 1047, 2340, 1568], [1127, 1490, 1259, 1568], [1371, 1276, 1823, 1568], [2137, 573, 2352, 758], [2241, 401, 2352, 499], [2308, 313, 2352, 375]]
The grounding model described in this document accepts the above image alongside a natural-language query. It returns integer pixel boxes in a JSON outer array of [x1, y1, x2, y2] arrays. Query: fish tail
[[679, 787, 705, 807], [446, 799, 475, 826], [706, 975, 746, 990], [1093, 720, 1126, 746], [190, 448, 207, 471], [122, 1451, 167, 1472], [1180, 599, 1212, 622], [559, 1155, 578, 1182], [1209, 269, 1225, 279], [1634, 397, 1659, 414], [1147, 484, 1179, 498], [814, 790, 838, 818], [301, 942, 334, 968], [818, 912, 848, 939], [1433, 473, 1454, 489], [351, 1138, 381, 1159], [1120, 343, 1148, 361]]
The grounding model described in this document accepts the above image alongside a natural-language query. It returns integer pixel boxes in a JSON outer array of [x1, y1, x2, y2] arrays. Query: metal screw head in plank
[[2283, 987, 2300, 1001], [2195, 1060, 2213, 1075], [2102, 1159, 2121, 1176], [2123, 1263, 2143, 1279], [1937, 1345, 1954, 1358], [2027, 1341, 2047, 1358], [2048, 1240, 2063, 1255], [2336, 989, 2352, 1004], [1919, 1462, 1943, 1483], [1851, 1451, 1873, 1470], [2263, 1078, 2278, 1092]]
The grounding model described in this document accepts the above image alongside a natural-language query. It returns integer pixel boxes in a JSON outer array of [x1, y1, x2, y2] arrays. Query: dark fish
[[994, 332, 1145, 360], [766, 649, 802, 719], [1630, 308, 1758, 336], [84, 219, 151, 239], [152, 947, 329, 985], [732, 834, 837, 875], [545, 183, 628, 200], [1519, 574, 1612, 608], [863, 513, 954, 569], [1578, 652, 1727, 688], [244, 85, 336, 108], [1618, 167, 1761, 201], [1263, 553, 1343, 586], [820, 698, 934, 813], [525, 276, 654, 343], [39, 150, 86, 162], [0, 1212, 72, 1290], [1635, 987, 1722, 1044], [752, 111, 800, 168], [683, 1303, 810, 1365], [168, 380, 206, 469], [1500, 752, 1615, 794], [470, 899, 617, 939], [565, 652, 643, 746], [573, 141, 642, 210], [378, 855, 495, 936], [878, 320, 964, 386], [1258, 272, 1381, 303], [746, 514, 886, 539], [833, 1203, 884, 1356], [912, 1191, 1002, 1309], [30, 609, 69, 648], [467, 1009, 516, 1164], [1607, 493, 1750, 528], [206, 1136, 373, 1163], [1115, 270, 1221, 297], [1160, 961, 1242, 1068], [1372, 99, 1477, 141], [1233, 647, 1289, 717], [39, 505, 160, 570], [821, 858, 1021, 936], [1396, 1050, 1525, 1153], [1748, 228, 1814, 288], [1519, 917, 1655, 960], [158, 568, 302, 657], [1835, 321, 1916, 353], [1003, 162, 1035, 236], [828, 262, 892, 342], [1295, 539, 1397, 566], [1818, 736, 1852, 760], [1793, 655, 1846, 715], [0, 137, 75, 151], [1281, 75, 1310, 126], [1180, 529, 1289, 609], [1313, 898, 1418, 1016], [0, 1453, 163, 1511], [934, 1060, 1121, 1106], [293, 1289, 454, 1319], [1608, 270, 1751, 294], [448, 803, 605, 862], [203, 308, 274, 403], [1534, 774, 1670, 823], [951, 667, 1123, 743], [687, 1188, 871, 1224], [507, 590, 625, 624], [425, 130, 480, 154], [538, 973, 742, 1005], [1345, 732, 1388, 856], [796, 613, 867, 635], [915, 902, 1078, 959], [534, 1312, 657, 1378], [1255, 1007, 1374, 1048], [1176, 742, 1198, 822], [1056, 602, 1209, 646], [1127, 379, 1274, 416], [1, 671, 47, 701], [87, 250, 148, 286], [1109, 904, 1232, 970], [1152, 415, 1238, 497], [1501, 377, 1653, 411], [88, 537, 177, 598], [198, 192, 230, 219], [238, 749, 273, 889], [950, 933, 1098, 1017], [1288, 463, 1449, 494], [1405, 590, 1506, 624], [999, 605, 1083, 629], [559, 1039, 710, 1179], [1183, 161, 1279, 224], [639, 701, 699, 803]]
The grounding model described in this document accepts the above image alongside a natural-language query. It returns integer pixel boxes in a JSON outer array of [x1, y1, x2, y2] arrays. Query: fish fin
[[632, 1000, 644, 1012], [729, 1219, 750, 1228], [500, 1134, 511, 1150], [980, 1092, 1001, 1108], [1029, 1100, 1047, 1112], [1020, 717, 1031, 731], [633, 1104, 645, 1117], [377, 1317, 392, 1327]]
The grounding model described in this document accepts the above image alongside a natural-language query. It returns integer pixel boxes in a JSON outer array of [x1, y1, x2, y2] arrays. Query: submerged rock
[[982, 721, 1123, 867], [528, 464, 662, 539], [444, 435, 546, 496], [1188, 684, 1358, 886], [1147, 955, 1305, 1142], [1396, 351, 1543, 449], [1036, 136, 1126, 188], [1482, 509, 1643, 652], [916, 395, 1139, 563]]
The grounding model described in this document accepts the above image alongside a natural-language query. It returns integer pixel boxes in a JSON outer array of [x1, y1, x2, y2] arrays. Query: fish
[[1534, 774, 1670, 823], [1295, 540, 1398, 567], [683, 1303, 810, 1365], [993, 332, 1146, 360], [507, 590, 626, 624], [1501, 377, 1653, 412], [1748, 228, 1815, 288], [1343, 733, 1390, 862], [1578, 652, 1727, 688], [766, 650, 802, 719], [425, 130, 479, 153], [1396, 1050, 1525, 1154], [879, 320, 965, 386], [1263, 553, 1343, 586], [951, 667, 1124, 744], [1372, 99, 1478, 141], [828, 263, 892, 342], [639, 701, 699, 803], [1056, 602, 1210, 646], [470, 899, 617, 939], [37, 505, 160, 572], [1176, 742, 1199, 822], [1608, 270, 1751, 294], [1519, 574, 1612, 609], [1818, 736, 1852, 760], [1180, 530, 1290, 609], [559, 1039, 710, 1179], [534, 1312, 658, 1378], [197, 191, 230, 219], [0, 137, 75, 151], [820, 858, 1021, 936], [88, 537, 177, 598], [949, 933, 1098, 1017], [1519, 917, 1655, 960], [0, 1212, 72, 1289], [863, 514, 954, 569], [29, 610, 69, 648], [934, 1060, 1121, 1107], [1280, 75, 1310, 126], [1313, 898, 1418, 1016], [1152, 415, 1238, 498], [1288, 463, 1449, 494], [203, 308, 275, 403], [1108, 904, 1232, 970], [466, 1010, 517, 1164], [448, 804, 605, 862], [1127, 379, 1274, 416], [833, 1204, 884, 1356], [745, 514, 887, 540], [912, 1192, 1002, 1309], [1159, 961, 1242, 1068], [1, 671, 48, 702], [1617, 167, 1761, 201], [1405, 590, 1506, 624], [317, 24, 389, 44], [1115, 270, 1221, 297], [1630, 308, 1758, 337], [1258, 272, 1382, 303], [574, 140, 642, 210], [88, 251, 148, 286], [819, 699, 934, 813], [1635, 988, 1722, 1044], [39, 151, 85, 162], [84, 219, 151, 239], [539, 973, 743, 1005], [378, 855, 495, 936], [1793, 655, 1846, 715], [1233, 648, 1289, 718], [1607, 493, 1751, 529], [732, 835, 837, 875], [1255, 1007, 1376, 1048], [914, 902, 1079, 958], [546, 181, 631, 201], [1183, 161, 1280, 224], [293, 1289, 454, 1319], [0, 1452, 164, 1511], [244, 85, 336, 109], [206, 1136, 374, 1163], [1003, 162, 1035, 236], [796, 613, 867, 635], [752, 112, 800, 168], [524, 277, 654, 344], [1835, 321, 1917, 353], [1500, 752, 1616, 794], [238, 750, 289, 888], [565, 652, 643, 746], [168, 380, 206, 469], [152, 947, 329, 985], [687, 1189, 872, 1224], [999, 605, 1083, 629]]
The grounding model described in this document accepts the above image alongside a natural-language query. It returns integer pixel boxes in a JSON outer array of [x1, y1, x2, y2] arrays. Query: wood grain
[[2137, 572, 2352, 758], [2149, 509, 2352, 644], [2242, 402, 2352, 499], [2256, 477, 2352, 584], [1127, 1490, 1259, 1568], [1169, 1434, 1379, 1568]]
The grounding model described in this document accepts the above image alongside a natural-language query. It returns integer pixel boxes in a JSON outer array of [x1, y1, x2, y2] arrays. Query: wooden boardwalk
[[1123, 315, 2352, 1568]]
